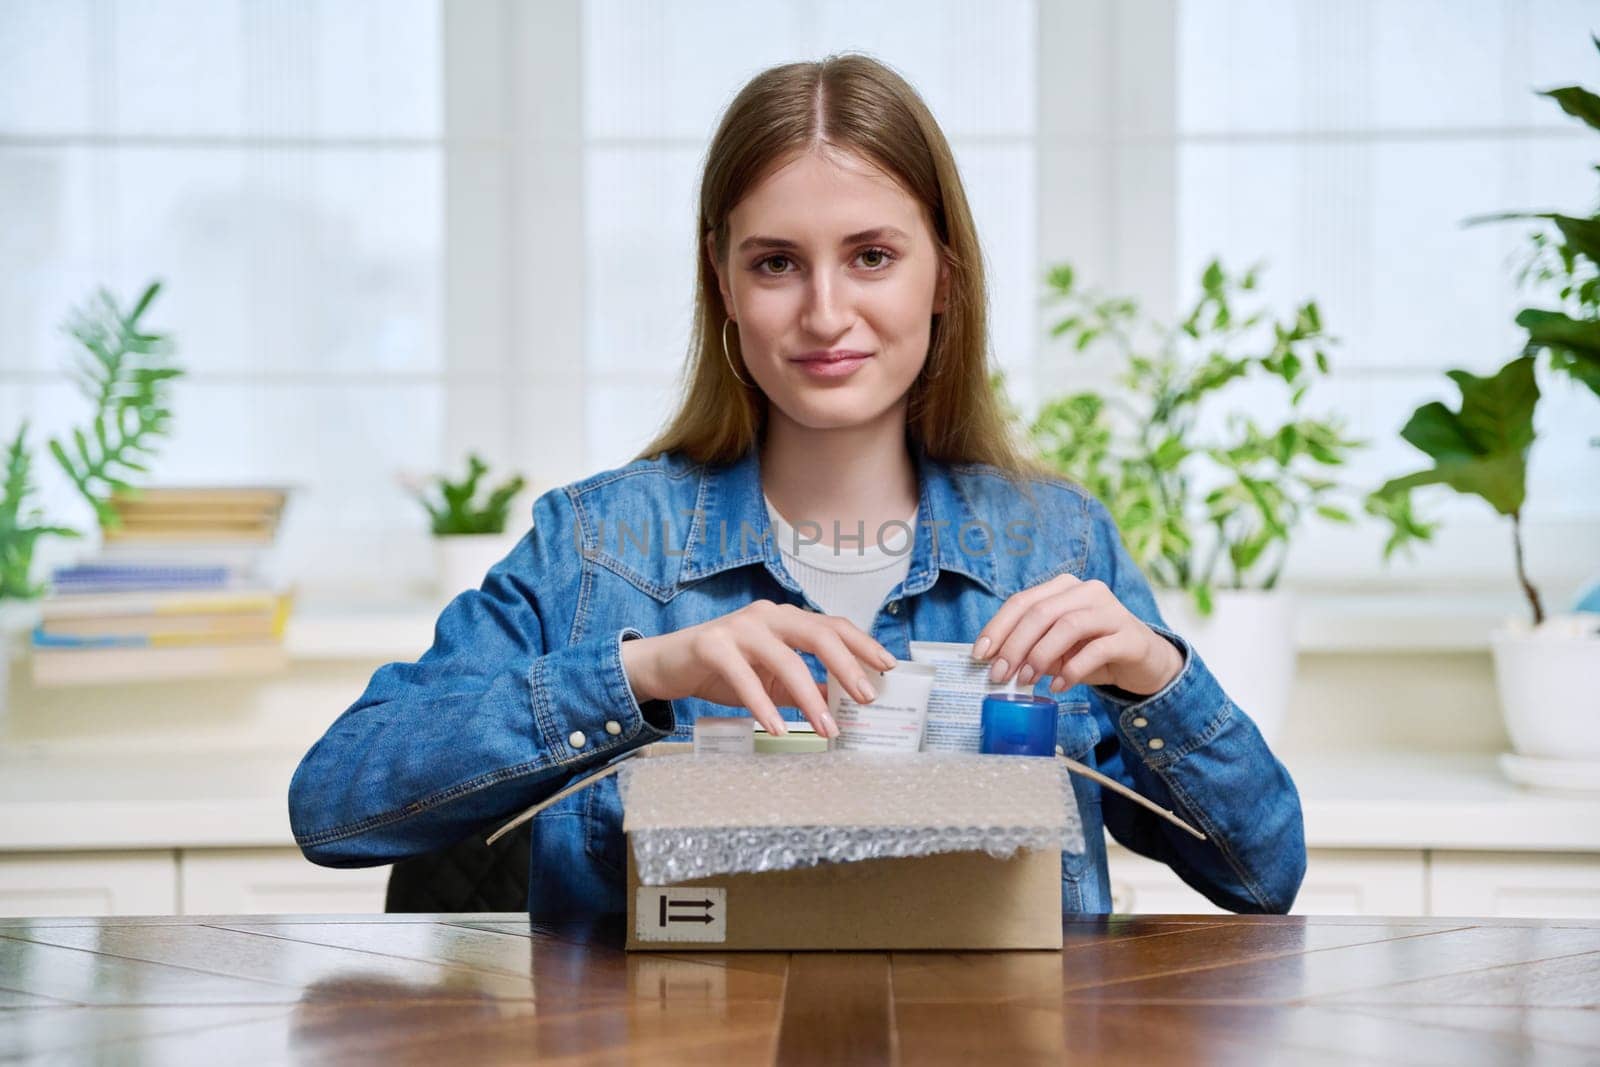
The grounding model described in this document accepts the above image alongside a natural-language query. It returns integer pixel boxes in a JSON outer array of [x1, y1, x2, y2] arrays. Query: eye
[[857, 246, 896, 270], [755, 254, 794, 275]]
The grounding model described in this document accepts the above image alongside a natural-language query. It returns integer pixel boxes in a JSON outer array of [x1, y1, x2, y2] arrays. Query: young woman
[[289, 55, 1306, 917]]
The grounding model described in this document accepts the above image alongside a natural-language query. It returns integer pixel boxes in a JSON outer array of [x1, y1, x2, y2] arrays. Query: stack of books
[[31, 487, 296, 687]]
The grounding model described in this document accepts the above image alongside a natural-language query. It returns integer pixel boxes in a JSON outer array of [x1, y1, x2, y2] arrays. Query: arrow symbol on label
[[657, 895, 715, 926], [666, 897, 714, 924]]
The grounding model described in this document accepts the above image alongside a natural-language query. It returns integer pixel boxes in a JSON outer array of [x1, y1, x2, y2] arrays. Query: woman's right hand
[[618, 599, 896, 738]]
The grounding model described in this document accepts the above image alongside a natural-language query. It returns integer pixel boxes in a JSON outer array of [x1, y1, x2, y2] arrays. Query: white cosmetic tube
[[826, 660, 938, 752]]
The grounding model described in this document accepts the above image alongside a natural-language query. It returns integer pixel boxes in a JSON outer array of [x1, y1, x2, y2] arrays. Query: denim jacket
[[289, 441, 1307, 917]]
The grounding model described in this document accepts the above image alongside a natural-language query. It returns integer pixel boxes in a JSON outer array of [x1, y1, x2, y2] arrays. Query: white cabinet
[[1291, 850, 1429, 915], [0, 851, 179, 917], [1107, 844, 1427, 916], [0, 849, 388, 918], [1107, 844, 1226, 914], [179, 849, 390, 915], [1429, 852, 1600, 919]]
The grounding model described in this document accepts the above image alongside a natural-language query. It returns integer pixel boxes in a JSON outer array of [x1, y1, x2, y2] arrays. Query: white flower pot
[[0, 600, 44, 727], [1155, 589, 1297, 745], [1490, 614, 1600, 763], [433, 532, 520, 601]]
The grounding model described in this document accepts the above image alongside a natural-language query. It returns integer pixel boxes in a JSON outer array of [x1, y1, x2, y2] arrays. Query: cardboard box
[[620, 751, 1071, 952], [626, 846, 1062, 951]]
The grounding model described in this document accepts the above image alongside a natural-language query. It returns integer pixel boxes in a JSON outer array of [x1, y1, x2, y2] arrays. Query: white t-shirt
[[764, 493, 918, 636]]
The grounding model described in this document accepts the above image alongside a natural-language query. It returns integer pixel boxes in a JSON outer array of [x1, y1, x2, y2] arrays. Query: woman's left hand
[[971, 574, 1184, 696]]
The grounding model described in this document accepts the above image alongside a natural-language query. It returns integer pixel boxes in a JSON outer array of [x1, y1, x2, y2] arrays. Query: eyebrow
[[736, 227, 910, 254]]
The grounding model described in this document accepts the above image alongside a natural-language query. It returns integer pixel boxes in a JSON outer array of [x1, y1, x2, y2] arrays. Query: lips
[[792, 350, 871, 363], [792, 351, 872, 379]]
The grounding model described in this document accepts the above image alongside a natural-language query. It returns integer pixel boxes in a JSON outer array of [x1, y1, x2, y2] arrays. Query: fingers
[[1050, 631, 1141, 691], [830, 616, 898, 672], [1023, 605, 1121, 687], [709, 643, 790, 735], [970, 573, 1084, 666], [744, 628, 838, 737], [693, 602, 893, 740], [769, 611, 885, 705], [980, 579, 1106, 684], [769, 605, 895, 672]]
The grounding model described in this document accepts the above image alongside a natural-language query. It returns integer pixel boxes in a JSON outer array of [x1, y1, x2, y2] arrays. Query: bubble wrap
[[618, 750, 1084, 886]]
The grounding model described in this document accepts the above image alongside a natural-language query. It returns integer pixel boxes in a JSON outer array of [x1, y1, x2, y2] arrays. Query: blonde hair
[[633, 53, 1053, 485]]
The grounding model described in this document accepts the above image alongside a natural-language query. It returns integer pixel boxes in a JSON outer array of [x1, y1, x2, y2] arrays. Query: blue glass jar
[[979, 693, 1058, 757]]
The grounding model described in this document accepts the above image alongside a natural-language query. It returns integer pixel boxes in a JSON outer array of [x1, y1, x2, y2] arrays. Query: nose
[[800, 269, 851, 341]]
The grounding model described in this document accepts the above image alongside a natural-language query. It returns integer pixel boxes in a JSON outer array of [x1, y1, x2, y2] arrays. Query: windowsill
[[281, 590, 1530, 662], [286, 602, 442, 662], [1286, 750, 1600, 852], [1288, 591, 1529, 654]]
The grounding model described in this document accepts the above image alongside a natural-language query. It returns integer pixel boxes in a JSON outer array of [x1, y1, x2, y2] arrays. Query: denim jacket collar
[[675, 437, 1004, 599]]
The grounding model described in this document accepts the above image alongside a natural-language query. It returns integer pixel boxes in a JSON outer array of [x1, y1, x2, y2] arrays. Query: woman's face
[[709, 146, 949, 431]]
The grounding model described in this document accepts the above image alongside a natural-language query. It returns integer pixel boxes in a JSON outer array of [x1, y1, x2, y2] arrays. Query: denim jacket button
[[1132, 716, 1149, 728], [604, 720, 622, 736], [1148, 738, 1165, 751], [887, 601, 900, 615], [569, 730, 588, 749]]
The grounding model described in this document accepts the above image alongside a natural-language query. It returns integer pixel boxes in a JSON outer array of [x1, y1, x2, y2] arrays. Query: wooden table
[[2, 913, 1597, 1064]]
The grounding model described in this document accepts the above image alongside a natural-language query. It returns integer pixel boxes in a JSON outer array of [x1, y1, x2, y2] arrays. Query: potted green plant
[[0, 423, 81, 703], [403, 453, 529, 599], [0, 423, 82, 603], [0, 282, 180, 600], [1367, 46, 1600, 787], [1021, 260, 1364, 741], [47, 282, 183, 532], [0, 281, 180, 710]]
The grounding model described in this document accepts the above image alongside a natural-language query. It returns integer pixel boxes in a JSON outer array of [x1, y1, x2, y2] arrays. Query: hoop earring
[[721, 318, 753, 389], [922, 318, 945, 382]]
